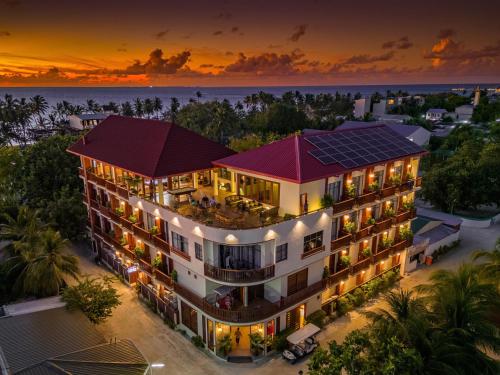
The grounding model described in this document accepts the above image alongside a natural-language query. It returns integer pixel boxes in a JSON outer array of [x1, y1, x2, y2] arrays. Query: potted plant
[[389, 175, 402, 186], [362, 247, 372, 258], [383, 207, 395, 218], [366, 217, 376, 226], [399, 227, 414, 242], [128, 214, 137, 223], [322, 266, 330, 279], [134, 247, 144, 259], [381, 238, 394, 249], [115, 207, 124, 216], [149, 226, 159, 235], [249, 333, 264, 356], [346, 184, 356, 198], [402, 201, 415, 212], [340, 255, 351, 268], [320, 194, 334, 208], [120, 235, 127, 246], [217, 334, 232, 357], [171, 269, 178, 282], [152, 256, 162, 268], [343, 221, 357, 234], [368, 181, 379, 192]]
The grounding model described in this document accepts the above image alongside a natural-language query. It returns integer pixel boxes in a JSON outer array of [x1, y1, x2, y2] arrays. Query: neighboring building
[[374, 113, 412, 123], [372, 100, 387, 116], [452, 104, 474, 123], [69, 113, 109, 130], [473, 86, 481, 107], [338, 121, 431, 146], [0, 300, 149, 375], [354, 97, 371, 118], [68, 115, 425, 361], [425, 108, 448, 121]]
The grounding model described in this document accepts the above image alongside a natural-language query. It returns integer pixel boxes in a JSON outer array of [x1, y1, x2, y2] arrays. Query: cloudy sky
[[0, 0, 499, 86]]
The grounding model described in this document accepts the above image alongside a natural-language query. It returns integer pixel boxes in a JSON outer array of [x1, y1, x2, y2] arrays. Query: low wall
[[424, 231, 460, 257], [459, 212, 500, 228]]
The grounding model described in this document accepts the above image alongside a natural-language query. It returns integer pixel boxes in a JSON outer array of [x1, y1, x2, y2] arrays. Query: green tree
[[62, 275, 121, 324]]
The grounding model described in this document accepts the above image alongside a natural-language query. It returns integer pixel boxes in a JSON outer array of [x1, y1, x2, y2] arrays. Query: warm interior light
[[134, 207, 139, 212], [397, 252, 400, 256], [340, 281, 344, 285], [384, 231, 388, 235], [342, 250, 347, 254], [367, 207, 372, 211], [390, 168, 395, 173], [347, 179, 352, 184], [362, 270, 365, 274], [120, 201, 125, 206], [381, 261, 384, 264], [363, 240, 368, 243], [369, 173, 375, 178], [344, 215, 350, 220]]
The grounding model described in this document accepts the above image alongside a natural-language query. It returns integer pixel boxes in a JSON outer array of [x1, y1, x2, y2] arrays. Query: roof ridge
[[294, 135, 302, 182], [151, 121, 173, 177]]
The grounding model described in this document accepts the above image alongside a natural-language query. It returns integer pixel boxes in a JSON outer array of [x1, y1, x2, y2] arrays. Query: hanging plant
[[362, 247, 372, 258], [340, 255, 351, 267], [152, 256, 162, 268], [344, 221, 357, 234], [368, 181, 379, 192], [134, 247, 144, 259]]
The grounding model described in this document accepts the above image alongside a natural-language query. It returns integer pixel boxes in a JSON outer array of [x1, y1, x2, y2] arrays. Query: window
[[352, 175, 363, 196], [327, 181, 341, 202], [303, 231, 323, 253], [171, 231, 188, 252], [219, 168, 231, 180], [287, 269, 308, 296], [195, 242, 203, 261], [219, 244, 261, 269], [146, 213, 155, 231], [276, 244, 288, 262], [374, 170, 384, 188]]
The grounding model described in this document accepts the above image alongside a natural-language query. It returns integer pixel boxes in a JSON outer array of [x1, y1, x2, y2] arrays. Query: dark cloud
[[117, 48, 127, 52], [155, 29, 169, 40], [199, 63, 213, 68], [343, 51, 395, 65], [231, 26, 239, 33], [288, 24, 307, 42], [224, 50, 304, 75], [268, 44, 283, 49], [117, 49, 191, 75], [437, 28, 456, 39], [382, 36, 413, 50], [213, 30, 223, 36], [0, 31, 11, 37], [225, 51, 234, 56], [214, 12, 231, 20]]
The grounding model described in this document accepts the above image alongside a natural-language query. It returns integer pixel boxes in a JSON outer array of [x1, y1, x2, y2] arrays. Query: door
[[300, 193, 308, 214]]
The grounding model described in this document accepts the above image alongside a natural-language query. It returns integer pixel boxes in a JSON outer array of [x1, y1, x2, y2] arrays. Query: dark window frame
[[276, 243, 288, 263]]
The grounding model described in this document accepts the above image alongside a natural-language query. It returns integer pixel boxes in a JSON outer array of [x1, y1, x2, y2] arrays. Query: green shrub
[[351, 288, 365, 307], [218, 334, 232, 356], [191, 335, 204, 348], [152, 256, 162, 268], [320, 194, 334, 208], [343, 221, 357, 234], [272, 328, 294, 352], [336, 296, 353, 317], [128, 215, 137, 223], [362, 247, 372, 258], [134, 247, 144, 258], [340, 255, 351, 267], [306, 310, 327, 328], [322, 266, 330, 279], [283, 213, 296, 220], [171, 269, 178, 282], [368, 181, 379, 192], [249, 332, 265, 355]]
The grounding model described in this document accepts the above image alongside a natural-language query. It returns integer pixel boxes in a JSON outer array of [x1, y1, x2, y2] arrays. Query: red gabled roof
[[214, 124, 426, 184], [68, 115, 235, 178]]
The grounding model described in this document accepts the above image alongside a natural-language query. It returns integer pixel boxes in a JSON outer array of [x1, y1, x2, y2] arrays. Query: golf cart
[[282, 323, 320, 364]]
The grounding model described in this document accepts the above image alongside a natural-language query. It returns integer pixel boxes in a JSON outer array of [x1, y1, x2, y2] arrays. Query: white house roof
[[287, 323, 321, 344], [426, 108, 447, 114]]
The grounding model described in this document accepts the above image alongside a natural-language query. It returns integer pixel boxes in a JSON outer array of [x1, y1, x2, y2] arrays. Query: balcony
[[301, 245, 326, 259], [170, 245, 191, 261], [393, 210, 416, 224], [116, 185, 129, 199], [373, 218, 392, 233], [204, 263, 275, 283], [138, 282, 177, 323], [78, 167, 85, 177], [152, 234, 170, 253], [374, 248, 391, 262], [415, 176, 422, 187], [325, 267, 349, 286], [139, 259, 153, 274], [154, 269, 173, 287], [351, 257, 372, 274], [89, 198, 99, 210], [105, 180, 117, 192], [356, 191, 378, 206], [280, 280, 325, 310], [119, 216, 134, 230], [380, 185, 397, 199], [108, 209, 122, 223], [332, 198, 355, 214], [390, 239, 410, 254], [87, 172, 106, 187], [331, 234, 352, 252], [354, 225, 373, 241], [133, 223, 152, 242]]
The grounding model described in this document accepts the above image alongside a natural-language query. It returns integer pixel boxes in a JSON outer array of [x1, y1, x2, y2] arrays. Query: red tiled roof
[[214, 124, 426, 183], [68, 115, 235, 178]]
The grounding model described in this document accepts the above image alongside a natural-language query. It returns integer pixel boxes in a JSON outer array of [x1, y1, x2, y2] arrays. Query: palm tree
[[167, 97, 180, 123], [0, 206, 46, 255], [134, 98, 144, 117], [195, 91, 202, 102], [152, 97, 163, 118], [472, 239, 500, 282], [143, 98, 154, 118], [121, 101, 134, 117], [30, 95, 48, 127]]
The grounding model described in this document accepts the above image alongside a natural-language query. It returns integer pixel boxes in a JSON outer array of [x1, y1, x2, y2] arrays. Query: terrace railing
[[204, 263, 275, 283]]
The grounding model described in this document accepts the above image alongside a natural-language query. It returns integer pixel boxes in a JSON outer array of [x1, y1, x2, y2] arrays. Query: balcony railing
[[170, 245, 191, 261], [331, 234, 352, 252], [204, 263, 275, 283], [356, 191, 378, 206], [139, 259, 153, 274], [373, 218, 392, 233], [325, 267, 350, 286], [116, 185, 129, 199], [89, 198, 99, 210], [105, 180, 117, 192], [393, 210, 416, 224], [154, 269, 173, 287], [133, 224, 152, 242], [354, 225, 373, 241], [108, 209, 122, 223], [301, 245, 326, 259], [88, 172, 106, 187], [390, 239, 409, 254], [139, 282, 177, 324], [351, 257, 372, 274], [332, 198, 355, 214], [380, 185, 397, 199], [119, 216, 134, 230], [153, 234, 170, 253], [374, 248, 391, 262], [78, 167, 85, 177], [280, 280, 325, 310], [416, 177, 422, 187], [173, 282, 204, 309]]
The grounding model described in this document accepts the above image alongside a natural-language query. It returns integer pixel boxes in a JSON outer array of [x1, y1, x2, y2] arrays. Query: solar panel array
[[306, 126, 422, 169]]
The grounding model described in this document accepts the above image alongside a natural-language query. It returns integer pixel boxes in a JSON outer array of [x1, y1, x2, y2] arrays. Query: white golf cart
[[282, 323, 320, 364]]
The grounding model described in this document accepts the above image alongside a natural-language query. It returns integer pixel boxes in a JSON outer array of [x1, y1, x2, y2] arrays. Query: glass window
[[219, 168, 231, 180], [171, 231, 188, 252], [237, 173, 279, 206], [195, 242, 203, 261], [327, 181, 341, 202], [219, 244, 261, 269], [303, 231, 323, 253], [276, 243, 288, 262]]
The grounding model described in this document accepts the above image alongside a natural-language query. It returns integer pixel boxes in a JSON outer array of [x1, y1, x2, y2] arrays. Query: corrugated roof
[[68, 115, 235, 178], [214, 124, 426, 183], [74, 113, 109, 121]]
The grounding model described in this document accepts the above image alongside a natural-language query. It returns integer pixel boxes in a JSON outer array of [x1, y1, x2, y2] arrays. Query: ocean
[[0, 84, 497, 108]]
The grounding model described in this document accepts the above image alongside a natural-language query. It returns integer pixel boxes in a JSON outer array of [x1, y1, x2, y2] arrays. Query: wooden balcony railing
[[332, 198, 355, 214], [139, 259, 153, 274], [108, 209, 122, 223], [374, 248, 391, 262], [173, 282, 204, 309], [204, 263, 275, 283], [133, 224, 152, 242], [89, 199, 99, 210], [354, 225, 373, 241], [331, 234, 352, 252], [170, 245, 191, 261], [105, 180, 117, 192], [78, 167, 85, 177], [356, 191, 378, 206], [88, 172, 106, 187], [325, 267, 350, 286], [301, 245, 326, 259], [116, 185, 129, 199], [390, 239, 409, 254], [416, 176, 422, 187], [373, 218, 392, 233], [119, 216, 134, 230], [394, 210, 415, 224], [139, 282, 178, 324], [380, 185, 397, 199], [351, 257, 372, 274], [279, 280, 325, 310], [153, 235, 170, 253], [154, 269, 173, 287]]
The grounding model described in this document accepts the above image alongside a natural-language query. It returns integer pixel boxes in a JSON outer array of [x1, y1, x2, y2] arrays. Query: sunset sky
[[1, 0, 499, 87]]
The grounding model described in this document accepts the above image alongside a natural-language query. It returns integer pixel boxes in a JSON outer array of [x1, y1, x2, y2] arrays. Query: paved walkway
[[69, 222, 500, 375]]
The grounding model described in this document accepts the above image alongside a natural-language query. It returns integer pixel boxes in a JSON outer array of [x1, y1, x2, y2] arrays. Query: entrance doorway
[[230, 326, 250, 356]]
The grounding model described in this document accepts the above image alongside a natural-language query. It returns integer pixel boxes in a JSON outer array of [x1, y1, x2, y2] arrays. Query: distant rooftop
[[427, 108, 448, 113], [73, 113, 109, 120], [338, 121, 427, 138]]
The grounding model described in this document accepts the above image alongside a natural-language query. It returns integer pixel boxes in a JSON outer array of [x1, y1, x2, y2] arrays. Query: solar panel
[[306, 125, 423, 168]]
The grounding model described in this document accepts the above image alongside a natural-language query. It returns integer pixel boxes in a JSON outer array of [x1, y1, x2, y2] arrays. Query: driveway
[[70, 221, 500, 375]]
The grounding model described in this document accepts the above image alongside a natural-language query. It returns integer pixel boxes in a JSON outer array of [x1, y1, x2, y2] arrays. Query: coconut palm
[[0, 206, 46, 255], [134, 98, 144, 117], [30, 95, 49, 127], [472, 239, 500, 282], [143, 98, 154, 118], [153, 97, 163, 118]]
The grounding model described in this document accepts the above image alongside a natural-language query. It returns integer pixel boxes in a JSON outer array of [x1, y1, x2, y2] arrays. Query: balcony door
[[219, 244, 261, 270]]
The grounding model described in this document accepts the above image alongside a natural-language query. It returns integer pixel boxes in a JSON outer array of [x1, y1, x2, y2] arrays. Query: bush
[[351, 288, 365, 307], [134, 247, 144, 258], [272, 328, 294, 352], [320, 194, 334, 208], [306, 309, 327, 328], [340, 255, 351, 267], [336, 296, 353, 317], [164, 316, 175, 329], [171, 269, 178, 282], [283, 213, 296, 220], [191, 335, 204, 348]]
